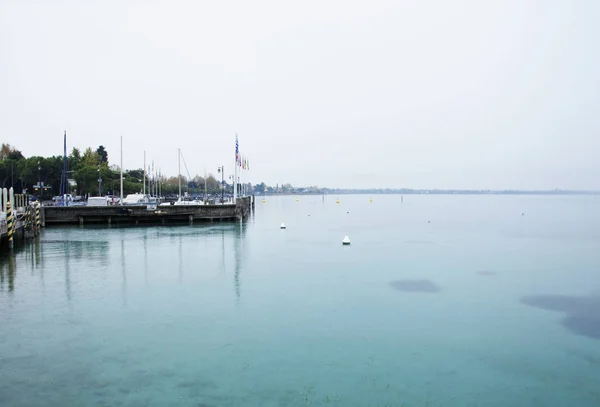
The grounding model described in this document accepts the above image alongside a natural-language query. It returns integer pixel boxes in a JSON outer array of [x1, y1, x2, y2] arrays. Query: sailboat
[[123, 150, 158, 209], [160, 148, 201, 206]]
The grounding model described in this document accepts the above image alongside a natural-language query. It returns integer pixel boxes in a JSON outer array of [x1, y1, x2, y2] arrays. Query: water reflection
[[233, 221, 246, 302], [143, 228, 148, 284], [7, 254, 16, 292], [121, 238, 127, 306], [64, 241, 71, 301]]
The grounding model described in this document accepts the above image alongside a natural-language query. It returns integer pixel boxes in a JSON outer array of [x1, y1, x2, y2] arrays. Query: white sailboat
[[161, 148, 201, 206], [123, 150, 158, 209]]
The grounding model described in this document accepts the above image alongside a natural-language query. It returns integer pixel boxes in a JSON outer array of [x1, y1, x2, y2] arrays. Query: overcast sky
[[1, 0, 599, 189]]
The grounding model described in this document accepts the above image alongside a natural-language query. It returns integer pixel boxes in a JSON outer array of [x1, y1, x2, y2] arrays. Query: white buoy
[[280, 222, 286, 229], [342, 235, 351, 245]]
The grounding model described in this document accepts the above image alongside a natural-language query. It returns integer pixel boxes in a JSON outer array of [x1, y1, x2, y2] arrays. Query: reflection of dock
[[44, 197, 254, 225]]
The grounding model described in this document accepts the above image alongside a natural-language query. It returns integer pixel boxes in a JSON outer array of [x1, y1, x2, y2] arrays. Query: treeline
[[0, 143, 224, 198]]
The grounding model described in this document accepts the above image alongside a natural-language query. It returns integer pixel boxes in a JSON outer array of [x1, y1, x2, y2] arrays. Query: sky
[[1, 0, 599, 190]]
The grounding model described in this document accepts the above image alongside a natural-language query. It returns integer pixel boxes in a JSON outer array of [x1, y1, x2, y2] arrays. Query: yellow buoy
[[369, 198, 373, 203], [262, 199, 266, 204], [336, 199, 340, 204], [296, 197, 299, 202]]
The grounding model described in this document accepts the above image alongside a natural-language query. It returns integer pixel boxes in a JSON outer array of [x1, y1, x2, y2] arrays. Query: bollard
[[6, 202, 14, 249], [25, 206, 30, 230], [35, 202, 41, 229]]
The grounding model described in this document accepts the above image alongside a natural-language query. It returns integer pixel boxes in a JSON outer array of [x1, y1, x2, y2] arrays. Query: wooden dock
[[1, 188, 39, 248], [43, 196, 253, 225]]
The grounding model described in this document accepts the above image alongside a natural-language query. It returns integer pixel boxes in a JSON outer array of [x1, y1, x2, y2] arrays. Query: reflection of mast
[[64, 242, 71, 301], [178, 234, 183, 283], [233, 221, 246, 302], [121, 238, 127, 306], [143, 229, 148, 284], [221, 227, 225, 273]]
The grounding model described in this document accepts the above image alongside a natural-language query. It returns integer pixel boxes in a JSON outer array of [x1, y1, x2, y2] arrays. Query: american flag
[[235, 134, 239, 163]]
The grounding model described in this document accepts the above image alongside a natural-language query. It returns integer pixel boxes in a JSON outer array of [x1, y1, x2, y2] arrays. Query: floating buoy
[[369, 198, 373, 203], [262, 199, 266, 204], [296, 197, 299, 202], [336, 199, 340, 204], [342, 235, 351, 245], [280, 222, 286, 229]]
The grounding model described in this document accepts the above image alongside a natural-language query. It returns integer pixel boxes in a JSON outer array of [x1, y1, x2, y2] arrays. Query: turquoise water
[[1, 195, 599, 406]]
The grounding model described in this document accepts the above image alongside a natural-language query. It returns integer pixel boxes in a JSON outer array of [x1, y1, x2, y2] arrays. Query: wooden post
[[35, 202, 41, 229], [6, 202, 14, 249]]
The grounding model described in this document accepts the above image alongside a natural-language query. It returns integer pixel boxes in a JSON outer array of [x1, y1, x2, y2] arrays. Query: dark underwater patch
[[521, 294, 600, 340], [390, 280, 440, 293]]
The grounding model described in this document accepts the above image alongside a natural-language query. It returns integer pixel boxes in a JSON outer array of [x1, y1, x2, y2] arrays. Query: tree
[[255, 182, 266, 194], [96, 145, 108, 163], [205, 174, 217, 192], [1, 143, 24, 160], [82, 147, 99, 167]]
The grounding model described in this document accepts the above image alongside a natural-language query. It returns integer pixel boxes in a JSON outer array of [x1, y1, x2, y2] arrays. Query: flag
[[247, 159, 249, 171], [235, 134, 239, 163]]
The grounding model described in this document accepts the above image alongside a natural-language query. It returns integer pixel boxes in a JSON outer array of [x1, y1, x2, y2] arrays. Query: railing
[[1, 188, 28, 213]]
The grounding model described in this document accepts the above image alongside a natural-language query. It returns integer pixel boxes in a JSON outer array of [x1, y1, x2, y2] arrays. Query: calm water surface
[[1, 195, 600, 406]]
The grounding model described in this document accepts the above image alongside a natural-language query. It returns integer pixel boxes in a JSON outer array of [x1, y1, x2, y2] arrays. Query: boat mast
[[120, 136, 123, 205], [61, 131, 67, 206], [178, 148, 182, 201], [143, 150, 146, 196]]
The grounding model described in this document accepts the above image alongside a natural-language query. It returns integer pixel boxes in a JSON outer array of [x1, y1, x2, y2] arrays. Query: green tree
[[254, 182, 266, 194], [96, 145, 108, 163]]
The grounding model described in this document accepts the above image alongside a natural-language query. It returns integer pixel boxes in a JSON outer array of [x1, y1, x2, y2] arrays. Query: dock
[[43, 196, 254, 225], [1, 187, 39, 248]]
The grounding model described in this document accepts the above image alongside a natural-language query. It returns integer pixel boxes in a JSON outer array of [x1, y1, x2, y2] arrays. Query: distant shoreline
[[262, 190, 599, 196]]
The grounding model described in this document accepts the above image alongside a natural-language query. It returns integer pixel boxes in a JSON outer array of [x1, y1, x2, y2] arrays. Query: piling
[[35, 202, 41, 229], [6, 202, 14, 249]]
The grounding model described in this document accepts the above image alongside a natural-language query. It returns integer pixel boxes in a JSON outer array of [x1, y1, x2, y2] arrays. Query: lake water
[[1, 195, 599, 406]]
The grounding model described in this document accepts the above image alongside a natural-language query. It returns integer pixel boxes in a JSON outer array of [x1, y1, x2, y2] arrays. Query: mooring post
[[189, 215, 193, 225], [35, 202, 41, 230], [6, 202, 14, 249], [79, 216, 84, 226]]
